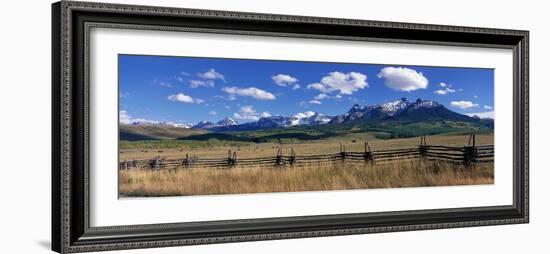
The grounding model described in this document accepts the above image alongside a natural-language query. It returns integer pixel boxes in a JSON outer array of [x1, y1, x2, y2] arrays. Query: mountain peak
[[217, 117, 238, 126], [378, 98, 410, 116], [411, 99, 440, 109]]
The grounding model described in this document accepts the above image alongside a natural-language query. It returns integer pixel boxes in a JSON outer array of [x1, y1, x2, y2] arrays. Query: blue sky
[[119, 55, 494, 125]]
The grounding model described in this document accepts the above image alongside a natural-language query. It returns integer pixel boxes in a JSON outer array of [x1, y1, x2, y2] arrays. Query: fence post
[[183, 153, 190, 168], [232, 151, 237, 166], [290, 147, 296, 166], [363, 142, 373, 163], [464, 134, 478, 167], [276, 147, 283, 166], [227, 150, 232, 167], [340, 143, 346, 163], [419, 136, 427, 160], [150, 155, 163, 170]]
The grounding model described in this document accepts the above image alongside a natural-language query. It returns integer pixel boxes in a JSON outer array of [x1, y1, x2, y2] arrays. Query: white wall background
[[0, 0, 546, 253]]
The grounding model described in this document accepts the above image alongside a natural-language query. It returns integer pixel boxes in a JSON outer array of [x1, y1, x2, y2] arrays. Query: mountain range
[[121, 97, 493, 140], [181, 97, 492, 131]]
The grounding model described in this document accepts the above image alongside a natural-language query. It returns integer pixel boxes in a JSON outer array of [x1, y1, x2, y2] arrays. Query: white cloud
[[233, 106, 271, 121], [309, 100, 322, 105], [294, 111, 316, 118], [307, 71, 368, 95], [197, 69, 225, 82], [260, 112, 272, 118], [189, 79, 214, 88], [466, 111, 494, 119], [208, 111, 217, 116], [167, 93, 203, 104], [484, 105, 493, 110], [119, 110, 132, 124], [292, 84, 301, 90], [377, 67, 428, 91], [450, 100, 479, 109], [434, 82, 456, 95], [222, 86, 276, 100], [434, 88, 456, 95], [119, 110, 168, 125], [272, 74, 298, 87], [314, 93, 329, 100]]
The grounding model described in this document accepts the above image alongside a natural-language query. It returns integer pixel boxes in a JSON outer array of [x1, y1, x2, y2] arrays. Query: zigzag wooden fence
[[120, 134, 493, 170]]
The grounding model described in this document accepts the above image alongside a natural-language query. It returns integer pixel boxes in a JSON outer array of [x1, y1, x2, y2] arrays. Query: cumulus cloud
[[294, 111, 316, 119], [233, 106, 271, 121], [189, 80, 214, 88], [307, 71, 368, 95], [309, 100, 322, 105], [222, 86, 276, 100], [119, 110, 132, 124], [377, 67, 428, 92], [484, 105, 493, 110], [314, 93, 329, 100], [167, 93, 204, 104], [272, 74, 299, 87], [197, 69, 225, 82], [434, 82, 456, 95], [292, 84, 301, 90], [450, 100, 479, 109], [119, 110, 167, 125]]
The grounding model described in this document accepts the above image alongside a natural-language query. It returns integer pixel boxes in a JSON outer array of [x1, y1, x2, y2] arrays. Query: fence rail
[[120, 134, 493, 170]]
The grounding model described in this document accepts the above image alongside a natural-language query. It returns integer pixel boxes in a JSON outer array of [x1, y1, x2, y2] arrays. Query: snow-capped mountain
[[129, 120, 193, 128], [198, 112, 332, 131], [191, 97, 487, 132], [379, 97, 410, 115], [192, 117, 239, 129], [290, 111, 332, 126], [330, 97, 453, 124], [216, 117, 239, 126]]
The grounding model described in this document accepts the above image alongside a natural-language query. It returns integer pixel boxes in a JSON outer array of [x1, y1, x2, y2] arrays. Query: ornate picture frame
[[52, 1, 529, 253]]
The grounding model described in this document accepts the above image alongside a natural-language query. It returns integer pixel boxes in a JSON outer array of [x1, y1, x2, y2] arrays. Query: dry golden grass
[[119, 160, 494, 197]]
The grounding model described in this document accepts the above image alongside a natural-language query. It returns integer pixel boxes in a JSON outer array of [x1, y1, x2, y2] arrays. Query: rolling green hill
[[119, 125, 206, 141]]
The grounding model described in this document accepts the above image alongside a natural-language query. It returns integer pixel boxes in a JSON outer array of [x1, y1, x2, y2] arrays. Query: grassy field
[[119, 160, 494, 197], [118, 132, 494, 197], [119, 132, 494, 161]]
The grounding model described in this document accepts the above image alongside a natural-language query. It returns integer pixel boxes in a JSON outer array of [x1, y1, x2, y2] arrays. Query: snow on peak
[[294, 111, 316, 119], [217, 117, 238, 126], [378, 98, 409, 116]]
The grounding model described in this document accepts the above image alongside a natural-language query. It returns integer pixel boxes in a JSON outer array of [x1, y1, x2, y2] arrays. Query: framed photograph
[[52, 1, 529, 253]]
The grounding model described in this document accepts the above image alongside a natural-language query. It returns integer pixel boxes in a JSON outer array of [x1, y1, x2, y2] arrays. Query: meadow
[[119, 132, 494, 161], [118, 132, 494, 197], [119, 160, 494, 197]]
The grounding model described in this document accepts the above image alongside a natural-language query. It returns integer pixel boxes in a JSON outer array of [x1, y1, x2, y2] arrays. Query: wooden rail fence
[[120, 134, 493, 170]]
